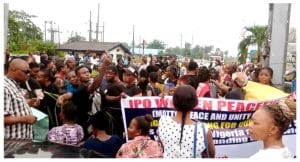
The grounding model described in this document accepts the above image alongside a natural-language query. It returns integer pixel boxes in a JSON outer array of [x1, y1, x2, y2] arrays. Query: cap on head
[[232, 72, 248, 87], [124, 66, 138, 77]]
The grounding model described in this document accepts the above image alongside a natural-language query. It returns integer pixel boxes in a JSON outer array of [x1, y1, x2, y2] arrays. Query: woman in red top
[[196, 66, 212, 97]]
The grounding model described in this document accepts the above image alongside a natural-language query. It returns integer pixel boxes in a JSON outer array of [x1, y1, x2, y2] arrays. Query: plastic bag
[[31, 108, 49, 142]]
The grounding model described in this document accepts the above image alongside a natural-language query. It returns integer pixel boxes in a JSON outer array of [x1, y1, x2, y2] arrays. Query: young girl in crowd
[[257, 67, 274, 86], [47, 101, 84, 146], [116, 114, 163, 158], [249, 99, 296, 158], [83, 111, 123, 158]]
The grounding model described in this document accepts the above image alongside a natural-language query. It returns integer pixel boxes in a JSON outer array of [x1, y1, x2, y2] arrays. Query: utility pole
[[98, 22, 105, 42], [58, 25, 61, 46], [46, 21, 59, 44], [102, 22, 105, 42], [89, 11, 92, 42], [4, 3, 9, 49], [139, 36, 141, 54], [96, 3, 100, 42], [263, 3, 274, 67], [143, 39, 145, 55], [268, 3, 290, 89], [180, 34, 183, 56], [47, 21, 56, 43], [190, 35, 193, 56], [44, 21, 47, 42], [50, 21, 54, 43], [132, 25, 135, 55]]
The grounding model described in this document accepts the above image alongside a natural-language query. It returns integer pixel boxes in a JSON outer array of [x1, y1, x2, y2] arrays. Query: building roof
[[58, 41, 131, 54]]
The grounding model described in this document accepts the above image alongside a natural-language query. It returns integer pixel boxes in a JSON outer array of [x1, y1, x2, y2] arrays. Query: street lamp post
[[191, 27, 201, 58]]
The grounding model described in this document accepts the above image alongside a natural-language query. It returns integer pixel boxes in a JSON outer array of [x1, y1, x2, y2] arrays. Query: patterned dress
[[158, 115, 208, 158], [116, 136, 163, 158], [47, 123, 84, 146]]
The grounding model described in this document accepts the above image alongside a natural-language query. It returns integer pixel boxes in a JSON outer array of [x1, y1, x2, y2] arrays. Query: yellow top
[[243, 81, 289, 100]]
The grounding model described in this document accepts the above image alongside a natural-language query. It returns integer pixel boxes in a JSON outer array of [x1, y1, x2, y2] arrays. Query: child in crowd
[[83, 111, 123, 158], [47, 101, 84, 146], [116, 114, 163, 158], [257, 67, 274, 86]]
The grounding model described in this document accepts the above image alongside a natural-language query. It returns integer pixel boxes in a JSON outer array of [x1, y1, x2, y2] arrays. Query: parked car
[[4, 140, 107, 158]]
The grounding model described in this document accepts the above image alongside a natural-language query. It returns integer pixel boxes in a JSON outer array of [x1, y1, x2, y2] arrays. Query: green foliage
[[56, 51, 65, 58], [164, 44, 213, 59], [8, 10, 44, 53], [238, 25, 268, 63], [165, 46, 181, 55], [67, 35, 86, 43], [34, 41, 58, 55], [147, 39, 166, 49], [238, 37, 251, 64], [7, 10, 60, 56]]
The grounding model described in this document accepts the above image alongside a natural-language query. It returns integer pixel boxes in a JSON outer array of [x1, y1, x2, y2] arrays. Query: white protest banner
[[121, 96, 296, 158]]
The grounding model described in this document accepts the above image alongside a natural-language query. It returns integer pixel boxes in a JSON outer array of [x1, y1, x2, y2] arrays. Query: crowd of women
[[4, 51, 296, 158]]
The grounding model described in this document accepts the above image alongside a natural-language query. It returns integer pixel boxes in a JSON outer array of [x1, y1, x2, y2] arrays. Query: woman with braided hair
[[249, 98, 296, 158]]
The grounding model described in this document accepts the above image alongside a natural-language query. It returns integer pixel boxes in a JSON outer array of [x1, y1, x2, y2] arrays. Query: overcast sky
[[4, 0, 297, 56]]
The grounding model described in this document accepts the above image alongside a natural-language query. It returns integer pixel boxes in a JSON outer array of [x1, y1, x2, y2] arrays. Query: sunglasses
[[19, 69, 31, 74]]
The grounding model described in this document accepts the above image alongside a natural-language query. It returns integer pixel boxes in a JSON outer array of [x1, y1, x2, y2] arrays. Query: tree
[[238, 25, 268, 63], [67, 35, 86, 43], [8, 10, 43, 53], [36, 41, 58, 56], [184, 42, 191, 57], [238, 37, 251, 64], [147, 39, 165, 49], [165, 46, 181, 55], [224, 50, 228, 58], [204, 45, 214, 54]]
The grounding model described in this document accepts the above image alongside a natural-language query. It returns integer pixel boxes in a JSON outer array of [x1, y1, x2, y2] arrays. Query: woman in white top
[[158, 85, 215, 158], [249, 98, 296, 158]]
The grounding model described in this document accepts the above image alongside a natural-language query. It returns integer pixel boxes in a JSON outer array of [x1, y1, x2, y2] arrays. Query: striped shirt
[[4, 76, 33, 139]]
